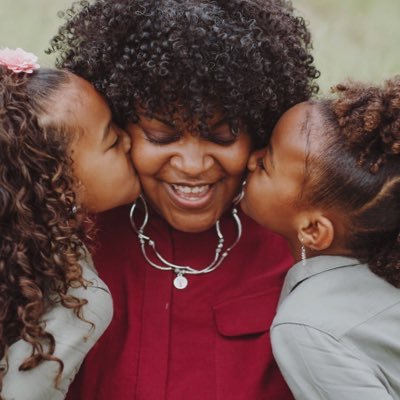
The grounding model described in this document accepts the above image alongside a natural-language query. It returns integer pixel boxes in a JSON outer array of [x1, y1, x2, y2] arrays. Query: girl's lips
[[164, 182, 215, 209]]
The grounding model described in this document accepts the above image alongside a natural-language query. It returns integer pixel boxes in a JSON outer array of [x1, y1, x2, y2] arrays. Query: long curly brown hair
[[305, 77, 400, 286], [0, 66, 89, 395]]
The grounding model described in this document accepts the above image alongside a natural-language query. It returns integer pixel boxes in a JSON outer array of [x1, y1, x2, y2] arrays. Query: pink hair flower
[[0, 47, 40, 74]]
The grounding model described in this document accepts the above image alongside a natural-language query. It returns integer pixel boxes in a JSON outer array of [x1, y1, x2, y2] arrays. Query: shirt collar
[[279, 255, 361, 305]]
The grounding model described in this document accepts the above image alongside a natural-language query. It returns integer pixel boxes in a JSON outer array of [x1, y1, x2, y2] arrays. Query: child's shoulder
[[72, 248, 114, 325], [273, 256, 400, 339], [1, 250, 114, 400]]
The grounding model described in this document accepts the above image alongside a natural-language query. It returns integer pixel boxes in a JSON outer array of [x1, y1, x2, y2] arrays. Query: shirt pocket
[[214, 289, 280, 336], [213, 288, 291, 400]]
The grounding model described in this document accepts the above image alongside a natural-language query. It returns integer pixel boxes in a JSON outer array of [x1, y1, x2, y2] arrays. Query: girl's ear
[[297, 213, 335, 251]]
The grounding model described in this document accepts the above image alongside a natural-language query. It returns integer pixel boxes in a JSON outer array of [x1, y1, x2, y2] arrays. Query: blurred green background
[[0, 0, 399, 93]]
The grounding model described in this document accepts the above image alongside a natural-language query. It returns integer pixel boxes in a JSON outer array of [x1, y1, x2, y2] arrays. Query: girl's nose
[[247, 148, 266, 171], [121, 130, 132, 153]]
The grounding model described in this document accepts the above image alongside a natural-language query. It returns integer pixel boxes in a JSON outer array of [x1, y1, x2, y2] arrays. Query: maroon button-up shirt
[[66, 205, 294, 400]]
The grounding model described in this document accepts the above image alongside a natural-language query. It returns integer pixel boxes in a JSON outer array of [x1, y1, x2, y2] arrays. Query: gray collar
[[279, 255, 361, 305]]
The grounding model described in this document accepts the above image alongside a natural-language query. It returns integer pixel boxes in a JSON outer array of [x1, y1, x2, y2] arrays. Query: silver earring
[[233, 180, 247, 205], [69, 205, 79, 218], [300, 238, 307, 266]]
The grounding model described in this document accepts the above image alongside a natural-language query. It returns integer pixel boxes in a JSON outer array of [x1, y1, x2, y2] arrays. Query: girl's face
[[128, 114, 252, 232], [241, 103, 311, 238], [61, 75, 140, 212]]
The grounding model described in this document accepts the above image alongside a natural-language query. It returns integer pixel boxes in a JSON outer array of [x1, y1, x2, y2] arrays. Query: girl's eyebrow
[[267, 145, 275, 169], [101, 120, 112, 143]]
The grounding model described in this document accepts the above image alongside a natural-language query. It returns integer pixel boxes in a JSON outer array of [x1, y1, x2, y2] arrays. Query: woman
[[50, 0, 319, 398]]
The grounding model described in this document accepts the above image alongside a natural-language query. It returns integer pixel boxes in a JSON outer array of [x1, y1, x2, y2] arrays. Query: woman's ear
[[297, 213, 335, 251]]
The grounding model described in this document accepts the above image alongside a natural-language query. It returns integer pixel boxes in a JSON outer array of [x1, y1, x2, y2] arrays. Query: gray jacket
[[272, 255, 400, 400], [1, 252, 113, 400]]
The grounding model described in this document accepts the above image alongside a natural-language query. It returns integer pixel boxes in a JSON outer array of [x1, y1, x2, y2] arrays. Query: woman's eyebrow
[[147, 114, 230, 130], [153, 116, 175, 128], [149, 116, 229, 131], [209, 118, 228, 129]]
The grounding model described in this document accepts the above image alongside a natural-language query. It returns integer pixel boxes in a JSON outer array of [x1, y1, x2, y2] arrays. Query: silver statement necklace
[[129, 195, 243, 289]]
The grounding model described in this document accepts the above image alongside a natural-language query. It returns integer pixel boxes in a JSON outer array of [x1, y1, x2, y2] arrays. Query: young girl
[[0, 48, 140, 400], [241, 77, 400, 400]]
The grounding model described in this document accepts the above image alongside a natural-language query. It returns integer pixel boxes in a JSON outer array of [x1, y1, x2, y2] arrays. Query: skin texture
[[128, 114, 251, 232], [62, 75, 141, 213]]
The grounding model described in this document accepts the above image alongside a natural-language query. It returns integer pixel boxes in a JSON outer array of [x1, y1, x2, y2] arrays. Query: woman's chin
[[164, 212, 219, 233]]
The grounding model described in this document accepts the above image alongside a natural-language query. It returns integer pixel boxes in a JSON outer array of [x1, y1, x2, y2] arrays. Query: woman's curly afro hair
[[50, 0, 319, 147]]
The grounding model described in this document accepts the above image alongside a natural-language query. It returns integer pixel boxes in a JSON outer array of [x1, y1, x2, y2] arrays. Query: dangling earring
[[233, 180, 247, 205], [71, 180, 83, 217], [68, 204, 79, 219], [300, 237, 307, 266], [67, 204, 80, 226]]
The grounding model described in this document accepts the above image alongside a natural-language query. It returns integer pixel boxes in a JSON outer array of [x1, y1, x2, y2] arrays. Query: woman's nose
[[247, 148, 266, 171], [170, 138, 214, 176]]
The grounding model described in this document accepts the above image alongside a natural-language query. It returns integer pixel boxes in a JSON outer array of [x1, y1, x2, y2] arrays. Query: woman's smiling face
[[128, 113, 252, 232]]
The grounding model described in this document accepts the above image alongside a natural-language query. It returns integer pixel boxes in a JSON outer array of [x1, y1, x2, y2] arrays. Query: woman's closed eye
[[208, 135, 236, 146], [202, 128, 237, 146]]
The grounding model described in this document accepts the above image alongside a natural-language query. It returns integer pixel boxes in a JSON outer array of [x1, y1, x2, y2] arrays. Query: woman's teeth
[[171, 184, 210, 195]]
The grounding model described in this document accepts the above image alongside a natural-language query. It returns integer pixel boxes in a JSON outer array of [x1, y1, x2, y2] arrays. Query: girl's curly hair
[[49, 0, 319, 147], [0, 67, 89, 395], [305, 77, 400, 287]]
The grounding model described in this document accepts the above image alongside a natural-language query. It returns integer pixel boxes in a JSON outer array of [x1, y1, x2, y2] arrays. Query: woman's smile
[[165, 182, 216, 209]]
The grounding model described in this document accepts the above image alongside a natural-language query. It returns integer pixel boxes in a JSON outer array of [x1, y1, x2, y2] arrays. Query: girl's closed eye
[[110, 134, 120, 148], [257, 157, 267, 172]]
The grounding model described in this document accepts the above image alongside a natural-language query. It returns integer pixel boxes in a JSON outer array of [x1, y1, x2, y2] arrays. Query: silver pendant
[[174, 273, 188, 289]]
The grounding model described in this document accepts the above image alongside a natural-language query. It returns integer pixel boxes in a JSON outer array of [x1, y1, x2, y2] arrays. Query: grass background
[[0, 0, 399, 93]]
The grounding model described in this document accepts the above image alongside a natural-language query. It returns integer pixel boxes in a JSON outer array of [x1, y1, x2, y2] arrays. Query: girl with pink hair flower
[[0, 48, 140, 400], [0, 48, 40, 73]]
